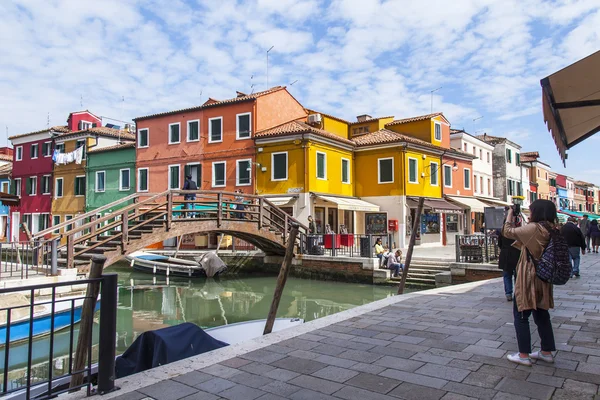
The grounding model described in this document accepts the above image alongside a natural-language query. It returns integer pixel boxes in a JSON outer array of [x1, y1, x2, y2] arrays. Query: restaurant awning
[[541, 50, 600, 165], [476, 196, 511, 207], [445, 196, 489, 213], [406, 197, 463, 214], [265, 196, 296, 206], [315, 195, 380, 212]]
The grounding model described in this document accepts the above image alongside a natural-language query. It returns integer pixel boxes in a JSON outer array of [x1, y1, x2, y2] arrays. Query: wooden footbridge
[[32, 190, 308, 272]]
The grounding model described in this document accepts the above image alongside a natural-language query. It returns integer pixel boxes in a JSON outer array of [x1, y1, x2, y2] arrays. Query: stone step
[[391, 276, 436, 284], [407, 268, 450, 275]]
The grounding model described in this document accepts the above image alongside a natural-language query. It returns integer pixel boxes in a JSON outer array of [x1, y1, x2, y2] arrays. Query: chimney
[[356, 114, 372, 122]]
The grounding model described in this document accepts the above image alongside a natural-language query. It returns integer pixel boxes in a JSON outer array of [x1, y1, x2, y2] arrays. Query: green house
[[86, 143, 136, 213]]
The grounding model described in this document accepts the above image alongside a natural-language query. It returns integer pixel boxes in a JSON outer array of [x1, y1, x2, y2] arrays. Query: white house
[[450, 130, 494, 198]]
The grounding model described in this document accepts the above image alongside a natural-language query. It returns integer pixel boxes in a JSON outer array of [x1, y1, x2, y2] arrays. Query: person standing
[[588, 219, 600, 253], [502, 199, 557, 367], [182, 174, 198, 217], [498, 228, 521, 302], [561, 217, 586, 277], [308, 215, 317, 235], [579, 215, 591, 252]]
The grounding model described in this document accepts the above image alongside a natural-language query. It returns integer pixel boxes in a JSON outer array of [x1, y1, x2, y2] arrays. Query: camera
[[512, 203, 521, 216]]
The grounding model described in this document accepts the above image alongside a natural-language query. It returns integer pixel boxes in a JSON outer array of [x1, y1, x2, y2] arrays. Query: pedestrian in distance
[[561, 217, 586, 277], [502, 199, 558, 367], [182, 174, 197, 218], [588, 219, 600, 253], [308, 215, 317, 235], [497, 221, 521, 302], [579, 215, 591, 252]]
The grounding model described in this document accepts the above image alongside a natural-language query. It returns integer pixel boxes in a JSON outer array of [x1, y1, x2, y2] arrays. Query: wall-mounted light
[[257, 147, 264, 152], [261, 167, 267, 172], [452, 161, 458, 171], [422, 155, 427, 159]]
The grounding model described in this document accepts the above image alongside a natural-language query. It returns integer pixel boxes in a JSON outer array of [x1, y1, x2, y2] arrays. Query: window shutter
[[26, 178, 31, 195]]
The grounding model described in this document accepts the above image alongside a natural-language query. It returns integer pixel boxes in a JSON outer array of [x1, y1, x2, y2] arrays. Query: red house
[[8, 111, 100, 241]]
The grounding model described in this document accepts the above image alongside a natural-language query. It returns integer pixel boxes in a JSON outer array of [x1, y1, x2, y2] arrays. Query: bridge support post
[[121, 211, 129, 253], [66, 235, 74, 269], [264, 222, 299, 335], [398, 197, 424, 295], [258, 198, 264, 229], [90, 215, 96, 239], [51, 238, 58, 275], [217, 193, 222, 227], [167, 192, 173, 231]]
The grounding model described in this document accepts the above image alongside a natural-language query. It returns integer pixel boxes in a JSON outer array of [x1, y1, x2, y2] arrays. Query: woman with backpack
[[587, 219, 600, 253], [502, 199, 558, 367]]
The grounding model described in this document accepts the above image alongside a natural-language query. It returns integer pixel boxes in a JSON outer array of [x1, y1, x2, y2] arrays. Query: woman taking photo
[[502, 199, 557, 366]]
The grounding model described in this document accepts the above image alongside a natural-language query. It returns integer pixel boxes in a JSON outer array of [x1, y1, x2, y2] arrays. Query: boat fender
[[188, 269, 192, 277], [166, 267, 170, 276], [130, 259, 135, 267], [153, 265, 157, 274]]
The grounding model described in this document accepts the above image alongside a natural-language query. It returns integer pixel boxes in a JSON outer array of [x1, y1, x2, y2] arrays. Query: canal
[[2, 262, 398, 392]]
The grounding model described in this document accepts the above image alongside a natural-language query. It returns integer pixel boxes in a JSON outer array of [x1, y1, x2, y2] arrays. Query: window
[[236, 159, 251, 186], [41, 175, 51, 194], [545, 172, 548, 180], [236, 113, 251, 139], [74, 176, 85, 196], [27, 176, 37, 195], [463, 143, 467, 152], [506, 148, 512, 163], [472, 146, 476, 156], [479, 149, 482, 160], [65, 215, 73, 232], [14, 178, 21, 197], [138, 128, 149, 148], [0, 182, 8, 193], [516, 153, 520, 166], [378, 158, 394, 184], [95, 171, 106, 192], [42, 142, 52, 157], [30, 144, 39, 159], [169, 165, 180, 189], [316, 152, 327, 180], [434, 122, 442, 141], [138, 168, 149, 192], [341, 158, 350, 184], [430, 162, 438, 186], [488, 178, 491, 195], [353, 126, 370, 135], [76, 140, 86, 160], [480, 176, 483, 194], [187, 120, 199, 142], [474, 174, 478, 192], [16, 146, 22, 161], [517, 182, 523, 196], [464, 168, 471, 189], [80, 121, 92, 130], [212, 161, 226, 187], [53, 215, 61, 234], [408, 158, 418, 183], [169, 123, 181, 144], [184, 164, 201, 188], [55, 177, 63, 198], [443, 165, 452, 187], [209, 117, 223, 143], [507, 179, 515, 196], [38, 214, 50, 232], [271, 152, 288, 181], [55, 143, 65, 153], [120, 169, 130, 191], [487, 152, 490, 163], [537, 170, 540, 178], [22, 214, 31, 233]]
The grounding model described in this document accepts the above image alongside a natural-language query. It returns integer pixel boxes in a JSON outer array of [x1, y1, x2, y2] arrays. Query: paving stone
[[388, 382, 446, 400], [414, 363, 470, 383], [526, 372, 564, 388], [202, 364, 241, 379], [349, 328, 382, 337], [332, 385, 396, 400], [241, 349, 288, 364], [267, 344, 297, 355], [427, 347, 473, 361], [371, 344, 417, 359], [256, 394, 289, 400], [338, 349, 383, 363], [420, 339, 470, 352], [562, 378, 599, 395], [263, 367, 301, 382], [172, 371, 214, 387], [374, 355, 424, 372], [288, 388, 337, 400], [410, 352, 453, 365], [312, 365, 359, 382], [279, 338, 322, 351], [380, 368, 448, 390], [321, 337, 376, 351], [311, 343, 347, 356], [218, 384, 266, 400], [297, 333, 326, 342], [349, 362, 387, 375], [219, 357, 253, 368], [271, 356, 328, 374], [442, 382, 498, 400], [374, 332, 397, 341], [345, 372, 401, 394], [476, 339, 503, 349], [352, 336, 391, 347], [462, 371, 503, 388], [288, 349, 319, 360], [494, 377, 554, 400], [550, 389, 595, 400], [196, 378, 236, 395], [553, 357, 580, 371], [240, 362, 277, 375], [477, 365, 530, 381], [491, 392, 530, 400], [441, 393, 478, 400], [579, 362, 600, 375], [446, 359, 483, 372], [288, 374, 344, 394], [391, 334, 427, 344], [110, 391, 148, 400], [314, 354, 358, 368], [137, 380, 199, 400], [261, 380, 302, 397], [179, 391, 221, 400], [463, 345, 506, 358], [229, 371, 273, 389]]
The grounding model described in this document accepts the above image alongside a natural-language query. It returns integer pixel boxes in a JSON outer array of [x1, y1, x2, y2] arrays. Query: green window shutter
[[26, 178, 31, 195], [317, 153, 325, 179], [516, 153, 520, 166], [184, 165, 191, 177], [408, 159, 417, 182]]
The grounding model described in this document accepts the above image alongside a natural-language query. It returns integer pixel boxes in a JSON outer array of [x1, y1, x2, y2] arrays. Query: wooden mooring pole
[[70, 255, 106, 390], [264, 222, 299, 335], [398, 197, 424, 295]]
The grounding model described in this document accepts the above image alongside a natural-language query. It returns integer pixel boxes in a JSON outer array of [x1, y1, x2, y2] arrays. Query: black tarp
[[115, 322, 228, 378]]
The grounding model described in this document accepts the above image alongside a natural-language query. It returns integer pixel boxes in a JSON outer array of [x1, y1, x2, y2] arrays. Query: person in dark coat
[[588, 219, 600, 253], [561, 217, 586, 277], [497, 211, 522, 301]]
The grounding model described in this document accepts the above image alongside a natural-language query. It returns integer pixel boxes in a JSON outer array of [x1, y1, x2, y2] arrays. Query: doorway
[[11, 212, 19, 241], [343, 210, 354, 233], [327, 208, 338, 234], [314, 207, 325, 234]]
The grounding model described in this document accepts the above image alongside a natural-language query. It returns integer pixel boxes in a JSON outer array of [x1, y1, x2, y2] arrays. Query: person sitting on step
[[388, 250, 404, 278]]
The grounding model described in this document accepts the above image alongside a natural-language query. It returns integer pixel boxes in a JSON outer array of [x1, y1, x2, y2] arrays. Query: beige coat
[[502, 209, 554, 312]]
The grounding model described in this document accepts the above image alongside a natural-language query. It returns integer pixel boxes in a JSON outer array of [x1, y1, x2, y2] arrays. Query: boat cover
[[134, 254, 169, 261], [196, 252, 228, 277], [115, 322, 228, 378]]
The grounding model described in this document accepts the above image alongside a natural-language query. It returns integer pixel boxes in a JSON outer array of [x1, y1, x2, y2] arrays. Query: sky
[[1, 0, 599, 183]]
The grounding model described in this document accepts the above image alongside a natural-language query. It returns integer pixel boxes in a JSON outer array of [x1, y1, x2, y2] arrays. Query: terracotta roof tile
[[8, 126, 71, 140], [256, 120, 354, 146], [351, 129, 442, 151], [445, 147, 477, 159], [57, 127, 135, 141], [476, 133, 506, 144], [134, 86, 287, 121], [0, 155, 12, 162], [0, 163, 11, 176], [520, 151, 539, 163], [348, 116, 394, 126], [88, 142, 136, 154], [385, 112, 444, 127], [305, 110, 351, 125]]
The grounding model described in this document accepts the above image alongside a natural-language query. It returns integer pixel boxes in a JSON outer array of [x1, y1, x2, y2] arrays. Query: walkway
[[96, 254, 600, 400]]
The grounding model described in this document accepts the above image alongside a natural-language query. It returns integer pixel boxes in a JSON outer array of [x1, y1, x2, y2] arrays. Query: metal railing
[[303, 234, 394, 258], [455, 233, 499, 263], [0, 241, 55, 281], [0, 274, 117, 399]]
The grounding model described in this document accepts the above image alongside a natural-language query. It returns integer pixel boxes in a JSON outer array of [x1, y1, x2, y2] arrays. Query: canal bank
[[67, 254, 600, 400]]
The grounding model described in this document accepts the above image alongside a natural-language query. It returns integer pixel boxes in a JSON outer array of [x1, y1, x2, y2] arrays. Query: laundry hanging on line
[[53, 146, 84, 165]]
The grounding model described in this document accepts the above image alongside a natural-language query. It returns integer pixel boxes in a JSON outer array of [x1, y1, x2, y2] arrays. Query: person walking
[[498, 227, 521, 302], [579, 215, 591, 252], [588, 219, 600, 253], [502, 199, 557, 367], [182, 174, 198, 217], [561, 217, 586, 277]]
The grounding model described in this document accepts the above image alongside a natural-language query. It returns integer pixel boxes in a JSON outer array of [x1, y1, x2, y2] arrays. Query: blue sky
[[1, 0, 599, 182]]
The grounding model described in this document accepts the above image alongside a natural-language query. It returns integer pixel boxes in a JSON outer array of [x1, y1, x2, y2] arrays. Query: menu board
[[365, 213, 388, 235]]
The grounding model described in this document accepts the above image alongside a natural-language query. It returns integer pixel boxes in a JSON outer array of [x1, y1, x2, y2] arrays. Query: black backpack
[[527, 224, 572, 285]]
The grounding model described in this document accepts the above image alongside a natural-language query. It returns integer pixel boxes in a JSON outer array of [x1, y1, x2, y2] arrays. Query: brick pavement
[[109, 254, 600, 400]]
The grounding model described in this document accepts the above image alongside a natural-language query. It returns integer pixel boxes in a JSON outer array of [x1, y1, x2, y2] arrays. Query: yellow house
[[255, 120, 380, 235], [384, 112, 452, 149], [52, 127, 135, 237]]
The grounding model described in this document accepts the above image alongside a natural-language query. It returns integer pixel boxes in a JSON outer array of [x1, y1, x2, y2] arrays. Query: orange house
[[133, 86, 306, 195]]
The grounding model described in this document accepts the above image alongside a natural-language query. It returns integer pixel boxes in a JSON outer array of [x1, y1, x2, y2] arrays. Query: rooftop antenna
[[200, 90, 203, 103], [119, 96, 124, 143], [290, 80, 298, 86], [473, 116, 484, 134], [430, 87, 442, 113], [266, 45, 274, 89], [250, 75, 255, 94], [80, 94, 83, 108], [47, 112, 50, 129]]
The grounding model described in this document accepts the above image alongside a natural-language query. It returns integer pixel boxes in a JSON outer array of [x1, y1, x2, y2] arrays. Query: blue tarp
[[115, 322, 228, 378]]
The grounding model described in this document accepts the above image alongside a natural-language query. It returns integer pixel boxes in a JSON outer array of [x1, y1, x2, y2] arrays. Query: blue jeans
[[389, 263, 403, 276], [569, 247, 581, 275], [503, 270, 516, 295], [184, 196, 196, 218]]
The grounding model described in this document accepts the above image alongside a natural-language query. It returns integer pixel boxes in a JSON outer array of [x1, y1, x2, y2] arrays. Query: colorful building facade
[[0, 148, 13, 241]]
